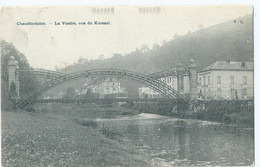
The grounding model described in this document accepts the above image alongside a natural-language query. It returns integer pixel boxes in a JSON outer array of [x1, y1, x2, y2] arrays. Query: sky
[[0, 5, 253, 70]]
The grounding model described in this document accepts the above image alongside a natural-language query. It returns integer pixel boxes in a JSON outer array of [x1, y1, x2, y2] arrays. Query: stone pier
[[8, 56, 20, 101]]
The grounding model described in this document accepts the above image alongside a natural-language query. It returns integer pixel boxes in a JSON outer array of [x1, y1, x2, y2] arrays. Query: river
[[95, 113, 254, 166]]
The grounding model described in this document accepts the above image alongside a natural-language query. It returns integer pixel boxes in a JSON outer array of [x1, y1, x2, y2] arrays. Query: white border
[[0, 0, 258, 6], [0, 0, 259, 166]]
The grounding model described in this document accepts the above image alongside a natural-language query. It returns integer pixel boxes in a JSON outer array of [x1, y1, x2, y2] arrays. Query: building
[[82, 77, 128, 98], [138, 60, 198, 99], [139, 86, 160, 98], [138, 73, 191, 98], [198, 61, 253, 100]]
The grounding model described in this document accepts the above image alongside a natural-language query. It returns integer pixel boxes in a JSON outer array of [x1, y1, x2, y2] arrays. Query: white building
[[139, 86, 160, 98], [138, 73, 190, 98], [160, 75, 190, 94], [198, 61, 253, 100], [139, 65, 191, 98], [82, 77, 127, 98]]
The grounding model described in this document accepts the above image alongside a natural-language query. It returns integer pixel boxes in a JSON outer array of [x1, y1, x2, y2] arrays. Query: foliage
[[85, 88, 99, 98], [194, 100, 254, 127], [64, 87, 76, 98], [1, 40, 40, 98], [100, 124, 122, 141], [124, 100, 254, 127], [75, 118, 98, 128]]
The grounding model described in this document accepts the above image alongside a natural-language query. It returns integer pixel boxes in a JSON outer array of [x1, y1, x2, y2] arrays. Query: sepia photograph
[[0, 5, 255, 166]]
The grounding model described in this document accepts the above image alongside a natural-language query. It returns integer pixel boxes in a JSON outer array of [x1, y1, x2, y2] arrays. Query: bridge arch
[[17, 69, 190, 108], [17, 68, 65, 80]]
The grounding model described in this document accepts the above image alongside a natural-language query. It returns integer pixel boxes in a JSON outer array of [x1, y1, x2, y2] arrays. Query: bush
[[75, 119, 97, 128], [100, 125, 122, 141]]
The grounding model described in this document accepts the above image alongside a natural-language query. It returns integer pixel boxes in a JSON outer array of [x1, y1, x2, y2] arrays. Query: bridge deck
[[33, 98, 177, 104]]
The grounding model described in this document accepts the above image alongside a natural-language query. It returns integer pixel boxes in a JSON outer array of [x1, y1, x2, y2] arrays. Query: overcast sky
[[0, 5, 253, 70]]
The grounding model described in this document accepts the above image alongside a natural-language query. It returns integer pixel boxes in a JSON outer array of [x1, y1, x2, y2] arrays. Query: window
[[231, 88, 235, 99], [243, 76, 247, 84], [180, 77, 184, 90], [203, 76, 206, 86], [217, 88, 222, 98], [208, 76, 210, 85], [230, 76, 234, 85], [161, 79, 164, 83], [217, 76, 221, 84], [199, 78, 202, 85], [208, 89, 212, 97], [241, 88, 247, 99]]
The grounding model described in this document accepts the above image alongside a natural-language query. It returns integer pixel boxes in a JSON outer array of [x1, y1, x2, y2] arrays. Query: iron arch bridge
[[17, 68, 65, 80], [147, 68, 190, 79], [17, 69, 191, 108]]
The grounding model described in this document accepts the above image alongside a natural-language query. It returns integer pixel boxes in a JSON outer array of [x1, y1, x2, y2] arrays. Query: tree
[[152, 43, 160, 50], [85, 88, 93, 98], [141, 44, 149, 53], [112, 53, 122, 59], [162, 40, 167, 45], [197, 24, 204, 31], [98, 54, 105, 60], [1, 40, 40, 98], [172, 34, 178, 40], [65, 87, 75, 98], [78, 57, 85, 64], [55, 65, 60, 71]]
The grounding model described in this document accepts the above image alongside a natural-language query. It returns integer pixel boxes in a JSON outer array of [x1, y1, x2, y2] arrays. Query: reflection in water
[[96, 113, 254, 166]]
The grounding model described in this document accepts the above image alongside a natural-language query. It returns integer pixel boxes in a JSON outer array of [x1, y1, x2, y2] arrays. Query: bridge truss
[[17, 69, 191, 108], [147, 68, 190, 79]]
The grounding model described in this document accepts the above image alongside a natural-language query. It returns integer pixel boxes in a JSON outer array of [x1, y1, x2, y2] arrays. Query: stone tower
[[188, 59, 198, 100], [176, 63, 185, 94], [8, 56, 20, 100]]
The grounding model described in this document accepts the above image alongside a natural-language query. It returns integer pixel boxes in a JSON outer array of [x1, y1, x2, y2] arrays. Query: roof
[[201, 61, 253, 72]]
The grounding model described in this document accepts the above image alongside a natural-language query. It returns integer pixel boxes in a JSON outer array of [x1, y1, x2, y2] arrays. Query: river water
[[95, 113, 254, 166]]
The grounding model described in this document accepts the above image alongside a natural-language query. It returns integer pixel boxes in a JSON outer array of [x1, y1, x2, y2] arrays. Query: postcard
[[0, 6, 254, 166]]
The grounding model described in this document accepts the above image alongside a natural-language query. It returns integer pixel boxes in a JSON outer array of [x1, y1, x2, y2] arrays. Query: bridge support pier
[[177, 63, 185, 94], [188, 59, 198, 100], [8, 56, 20, 101]]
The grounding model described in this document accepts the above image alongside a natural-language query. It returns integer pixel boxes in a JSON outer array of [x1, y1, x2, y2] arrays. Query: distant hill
[[57, 14, 253, 97]]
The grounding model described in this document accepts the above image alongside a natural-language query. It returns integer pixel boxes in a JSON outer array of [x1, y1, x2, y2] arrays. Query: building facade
[[82, 77, 128, 98], [138, 75, 190, 98], [138, 59, 197, 99], [139, 86, 160, 98], [198, 61, 253, 100]]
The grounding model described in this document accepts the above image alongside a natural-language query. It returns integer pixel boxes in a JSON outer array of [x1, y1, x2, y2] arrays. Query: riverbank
[[190, 100, 254, 127], [122, 100, 254, 127], [1, 104, 149, 167]]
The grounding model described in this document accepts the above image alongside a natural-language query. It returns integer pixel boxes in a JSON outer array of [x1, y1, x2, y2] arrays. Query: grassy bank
[[1, 104, 149, 167]]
